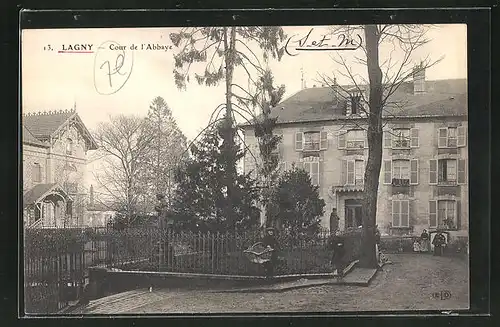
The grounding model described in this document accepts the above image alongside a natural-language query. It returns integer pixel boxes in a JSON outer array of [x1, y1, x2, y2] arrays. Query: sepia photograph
[[21, 22, 469, 315]]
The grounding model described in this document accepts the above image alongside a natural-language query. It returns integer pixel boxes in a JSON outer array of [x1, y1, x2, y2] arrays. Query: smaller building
[[85, 185, 116, 227], [22, 109, 98, 228]]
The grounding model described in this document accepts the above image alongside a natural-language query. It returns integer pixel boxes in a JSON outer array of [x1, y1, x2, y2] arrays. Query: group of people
[[259, 210, 449, 278], [414, 229, 447, 256]]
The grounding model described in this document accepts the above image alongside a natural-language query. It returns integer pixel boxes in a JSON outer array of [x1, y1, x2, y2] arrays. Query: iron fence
[[23, 226, 363, 314], [99, 227, 363, 276]]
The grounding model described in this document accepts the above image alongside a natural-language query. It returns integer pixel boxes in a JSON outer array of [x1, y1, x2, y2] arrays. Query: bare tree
[[317, 25, 443, 268], [93, 114, 154, 226], [170, 26, 286, 228]]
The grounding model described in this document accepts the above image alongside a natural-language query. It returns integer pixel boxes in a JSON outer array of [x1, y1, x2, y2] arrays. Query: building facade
[[242, 71, 468, 239], [22, 109, 98, 228]]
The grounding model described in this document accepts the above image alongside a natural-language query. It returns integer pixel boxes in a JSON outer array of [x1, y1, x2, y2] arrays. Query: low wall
[[87, 267, 283, 300]]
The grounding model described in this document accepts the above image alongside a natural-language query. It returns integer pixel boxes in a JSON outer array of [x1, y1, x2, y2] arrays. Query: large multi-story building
[[242, 69, 468, 239], [22, 109, 98, 228]]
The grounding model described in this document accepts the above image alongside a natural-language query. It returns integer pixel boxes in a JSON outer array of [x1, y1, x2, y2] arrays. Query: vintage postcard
[[21, 23, 469, 315]]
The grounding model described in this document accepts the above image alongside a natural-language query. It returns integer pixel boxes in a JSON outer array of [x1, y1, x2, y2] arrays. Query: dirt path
[[76, 254, 468, 314]]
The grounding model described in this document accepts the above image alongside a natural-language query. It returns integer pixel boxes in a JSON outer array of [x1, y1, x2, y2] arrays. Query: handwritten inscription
[[93, 41, 134, 95], [285, 28, 363, 56]]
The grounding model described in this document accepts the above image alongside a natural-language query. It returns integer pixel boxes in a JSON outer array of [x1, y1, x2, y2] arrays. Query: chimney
[[413, 63, 426, 94], [89, 184, 94, 207]]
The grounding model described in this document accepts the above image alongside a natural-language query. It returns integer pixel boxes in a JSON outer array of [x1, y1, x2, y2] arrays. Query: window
[[295, 131, 328, 151], [32, 163, 42, 183], [438, 126, 467, 148], [354, 160, 364, 185], [392, 160, 410, 180], [338, 129, 366, 149], [66, 138, 73, 155], [392, 200, 410, 227], [429, 159, 466, 185], [344, 160, 364, 186], [304, 132, 320, 151], [392, 129, 410, 149], [383, 159, 419, 185], [429, 200, 458, 229], [303, 160, 320, 186], [384, 128, 419, 148], [350, 94, 361, 115]]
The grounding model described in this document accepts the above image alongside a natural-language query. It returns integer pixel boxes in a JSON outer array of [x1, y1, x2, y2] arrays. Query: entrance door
[[345, 199, 363, 228]]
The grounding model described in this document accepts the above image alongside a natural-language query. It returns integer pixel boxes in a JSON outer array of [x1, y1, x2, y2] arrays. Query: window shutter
[[295, 132, 304, 151], [347, 160, 355, 185], [384, 130, 392, 148], [410, 159, 419, 185], [438, 128, 448, 148], [455, 200, 461, 229], [429, 200, 437, 228], [303, 162, 311, 183], [341, 160, 347, 185], [383, 159, 392, 184], [312, 162, 320, 185], [429, 159, 438, 185], [457, 159, 466, 184], [337, 130, 346, 149], [401, 200, 409, 227], [457, 126, 467, 147], [364, 130, 368, 148], [392, 200, 400, 227], [410, 128, 419, 148], [320, 131, 328, 150]]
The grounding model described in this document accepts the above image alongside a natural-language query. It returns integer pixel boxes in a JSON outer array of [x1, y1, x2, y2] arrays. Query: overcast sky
[[22, 24, 467, 190]]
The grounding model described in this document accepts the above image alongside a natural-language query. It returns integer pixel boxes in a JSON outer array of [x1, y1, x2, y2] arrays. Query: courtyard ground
[[75, 253, 468, 314]]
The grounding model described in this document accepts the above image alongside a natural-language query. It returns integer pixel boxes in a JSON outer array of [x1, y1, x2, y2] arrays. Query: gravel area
[[76, 254, 468, 314]]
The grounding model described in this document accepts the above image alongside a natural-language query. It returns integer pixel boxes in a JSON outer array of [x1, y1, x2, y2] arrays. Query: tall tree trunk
[[360, 25, 383, 269], [223, 27, 237, 230]]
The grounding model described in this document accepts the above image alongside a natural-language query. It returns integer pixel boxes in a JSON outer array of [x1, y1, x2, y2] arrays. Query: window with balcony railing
[[392, 129, 410, 149], [338, 129, 366, 150], [303, 131, 320, 151]]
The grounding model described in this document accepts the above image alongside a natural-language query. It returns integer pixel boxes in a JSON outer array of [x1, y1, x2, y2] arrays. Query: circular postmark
[[93, 41, 134, 95]]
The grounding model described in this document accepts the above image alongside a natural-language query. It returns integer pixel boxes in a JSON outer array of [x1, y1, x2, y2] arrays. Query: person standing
[[262, 227, 279, 277], [432, 231, 446, 256], [420, 229, 430, 253], [374, 225, 381, 264], [330, 209, 340, 234], [330, 235, 346, 279]]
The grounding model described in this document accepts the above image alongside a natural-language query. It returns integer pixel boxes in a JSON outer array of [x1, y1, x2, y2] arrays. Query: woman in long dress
[[420, 229, 430, 253]]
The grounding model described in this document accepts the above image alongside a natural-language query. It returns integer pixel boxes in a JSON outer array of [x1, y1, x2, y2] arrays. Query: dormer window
[[66, 138, 73, 155], [346, 90, 363, 116], [350, 94, 361, 115]]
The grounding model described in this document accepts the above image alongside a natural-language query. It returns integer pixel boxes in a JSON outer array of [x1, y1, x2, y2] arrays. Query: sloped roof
[[23, 110, 76, 139], [22, 125, 49, 147], [22, 109, 98, 150], [23, 183, 71, 208], [87, 202, 116, 212], [244, 78, 467, 126]]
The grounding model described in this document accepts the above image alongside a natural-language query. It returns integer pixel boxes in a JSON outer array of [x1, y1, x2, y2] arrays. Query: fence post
[[211, 232, 215, 274], [159, 227, 165, 270]]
